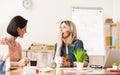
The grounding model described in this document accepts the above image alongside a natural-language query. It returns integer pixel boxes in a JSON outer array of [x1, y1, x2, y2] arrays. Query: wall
[[113, 0, 120, 22], [0, 0, 118, 50]]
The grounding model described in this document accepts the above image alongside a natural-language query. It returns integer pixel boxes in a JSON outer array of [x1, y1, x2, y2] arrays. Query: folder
[[106, 36, 110, 46], [106, 36, 112, 46]]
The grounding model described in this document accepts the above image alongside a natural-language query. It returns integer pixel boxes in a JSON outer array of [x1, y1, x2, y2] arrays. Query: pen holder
[[0, 60, 6, 74]]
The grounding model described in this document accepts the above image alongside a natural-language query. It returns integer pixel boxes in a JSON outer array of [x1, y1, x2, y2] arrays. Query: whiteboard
[[72, 7, 105, 56]]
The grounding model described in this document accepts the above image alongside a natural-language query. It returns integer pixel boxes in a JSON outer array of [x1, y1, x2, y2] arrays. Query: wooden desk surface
[[5, 67, 120, 75]]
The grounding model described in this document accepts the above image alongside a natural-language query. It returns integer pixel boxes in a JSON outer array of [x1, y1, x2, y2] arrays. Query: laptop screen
[[103, 50, 120, 68]]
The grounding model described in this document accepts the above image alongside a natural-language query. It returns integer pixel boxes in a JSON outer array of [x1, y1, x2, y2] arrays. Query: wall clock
[[23, 0, 32, 9]]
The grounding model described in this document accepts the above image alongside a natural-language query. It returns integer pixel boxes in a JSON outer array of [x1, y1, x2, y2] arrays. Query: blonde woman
[[54, 20, 89, 67]]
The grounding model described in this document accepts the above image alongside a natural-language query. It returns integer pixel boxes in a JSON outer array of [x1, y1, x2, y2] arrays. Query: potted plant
[[73, 49, 87, 71], [112, 62, 119, 70]]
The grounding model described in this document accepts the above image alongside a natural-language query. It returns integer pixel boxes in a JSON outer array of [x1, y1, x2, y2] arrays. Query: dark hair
[[7, 15, 28, 37]]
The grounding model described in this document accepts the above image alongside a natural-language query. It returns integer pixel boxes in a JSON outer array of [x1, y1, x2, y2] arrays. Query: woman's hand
[[17, 57, 29, 67], [61, 57, 70, 67]]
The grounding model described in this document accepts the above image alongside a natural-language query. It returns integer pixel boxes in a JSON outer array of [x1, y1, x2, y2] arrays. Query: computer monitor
[[103, 50, 120, 68]]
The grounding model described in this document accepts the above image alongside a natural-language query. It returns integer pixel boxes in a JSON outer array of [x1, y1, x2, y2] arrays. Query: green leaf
[[73, 49, 87, 62]]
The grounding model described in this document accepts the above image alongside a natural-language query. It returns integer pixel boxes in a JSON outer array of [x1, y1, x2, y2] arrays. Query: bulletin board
[[72, 7, 105, 56]]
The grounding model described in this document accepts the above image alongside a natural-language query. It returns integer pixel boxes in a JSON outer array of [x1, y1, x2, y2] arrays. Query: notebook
[[103, 50, 120, 68], [0, 45, 10, 71]]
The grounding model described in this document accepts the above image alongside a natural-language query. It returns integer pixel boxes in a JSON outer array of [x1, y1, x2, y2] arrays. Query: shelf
[[106, 46, 116, 48], [105, 22, 120, 50], [105, 23, 116, 26]]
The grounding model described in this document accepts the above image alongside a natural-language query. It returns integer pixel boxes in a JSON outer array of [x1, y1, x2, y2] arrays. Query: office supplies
[[106, 36, 110, 46], [110, 69, 120, 72], [110, 36, 112, 46], [103, 50, 120, 68], [107, 68, 120, 72], [90, 65, 102, 69], [0, 52, 11, 66], [0, 60, 5, 74], [23, 66, 37, 74], [40, 68, 52, 73], [106, 36, 112, 46]]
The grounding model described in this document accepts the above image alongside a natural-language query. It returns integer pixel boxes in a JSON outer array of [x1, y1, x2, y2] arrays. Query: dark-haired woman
[[0, 15, 29, 67]]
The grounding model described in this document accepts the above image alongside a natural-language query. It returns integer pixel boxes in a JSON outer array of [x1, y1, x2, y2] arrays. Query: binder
[[106, 36, 112, 46]]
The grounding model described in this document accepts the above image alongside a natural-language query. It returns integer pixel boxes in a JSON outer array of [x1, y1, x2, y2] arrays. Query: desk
[[5, 67, 120, 75]]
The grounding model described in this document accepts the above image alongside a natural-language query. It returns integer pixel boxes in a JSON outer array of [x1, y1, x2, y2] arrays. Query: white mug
[[55, 56, 63, 68]]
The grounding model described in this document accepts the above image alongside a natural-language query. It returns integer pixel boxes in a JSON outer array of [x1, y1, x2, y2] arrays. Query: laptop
[[0, 45, 10, 71], [103, 50, 120, 68]]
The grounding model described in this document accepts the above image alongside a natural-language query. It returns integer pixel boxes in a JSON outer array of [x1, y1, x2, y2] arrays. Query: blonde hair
[[60, 20, 77, 45]]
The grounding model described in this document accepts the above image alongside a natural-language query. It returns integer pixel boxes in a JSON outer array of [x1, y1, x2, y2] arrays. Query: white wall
[[113, 0, 120, 22], [0, 0, 119, 49]]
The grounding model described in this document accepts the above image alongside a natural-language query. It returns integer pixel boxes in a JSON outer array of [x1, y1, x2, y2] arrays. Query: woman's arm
[[55, 33, 63, 56], [11, 42, 29, 67], [55, 46, 61, 56], [11, 58, 29, 67], [11, 61, 19, 67]]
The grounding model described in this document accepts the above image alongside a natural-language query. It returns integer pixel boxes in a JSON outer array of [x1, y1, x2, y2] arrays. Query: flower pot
[[76, 62, 83, 71], [112, 66, 119, 70]]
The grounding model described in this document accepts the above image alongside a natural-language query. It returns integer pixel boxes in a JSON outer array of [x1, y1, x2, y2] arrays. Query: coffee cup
[[30, 60, 37, 66], [55, 56, 63, 68]]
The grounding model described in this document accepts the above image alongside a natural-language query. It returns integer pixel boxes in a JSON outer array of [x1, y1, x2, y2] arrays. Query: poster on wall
[[72, 7, 105, 56]]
